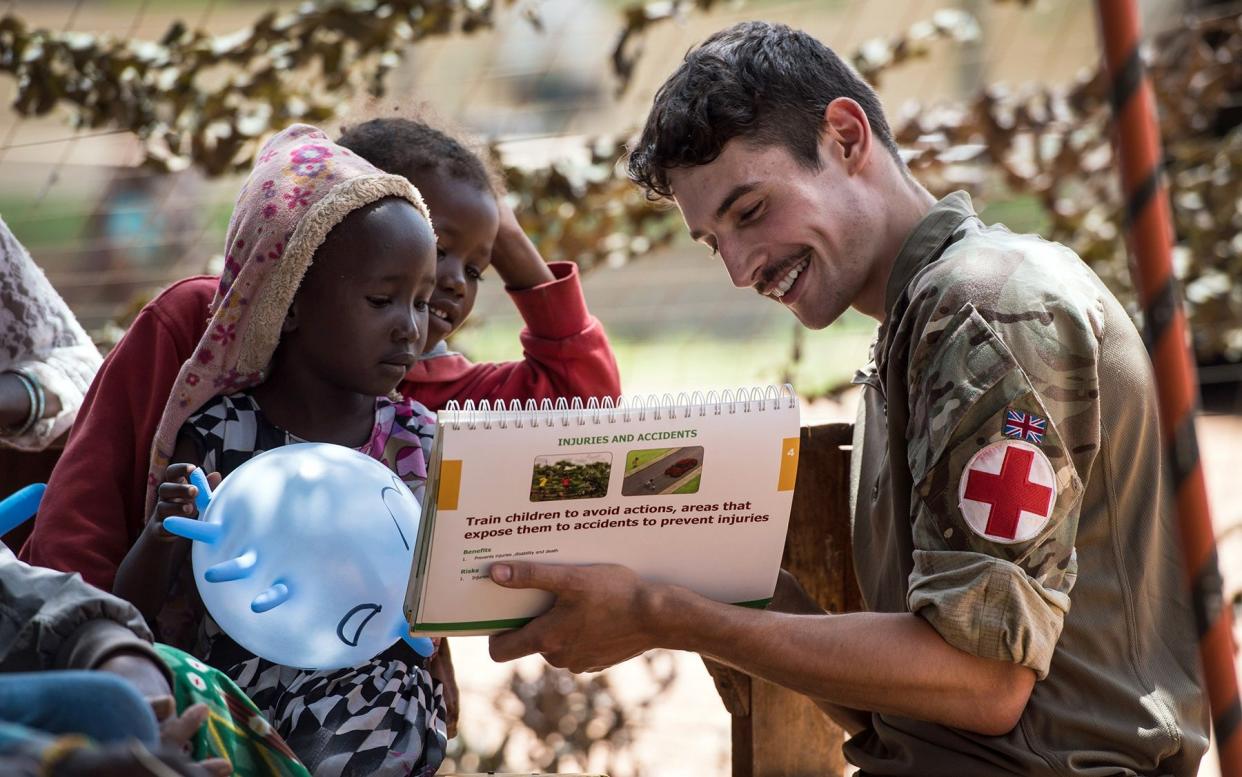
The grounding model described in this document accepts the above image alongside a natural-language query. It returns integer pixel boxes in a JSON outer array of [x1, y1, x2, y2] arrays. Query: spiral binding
[[440, 384, 796, 431]]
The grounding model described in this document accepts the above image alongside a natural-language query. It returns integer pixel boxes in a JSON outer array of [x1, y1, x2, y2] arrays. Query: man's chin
[[787, 300, 838, 331]]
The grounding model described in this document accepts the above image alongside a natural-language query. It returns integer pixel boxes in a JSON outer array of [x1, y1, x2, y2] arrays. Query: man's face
[[668, 140, 878, 329]]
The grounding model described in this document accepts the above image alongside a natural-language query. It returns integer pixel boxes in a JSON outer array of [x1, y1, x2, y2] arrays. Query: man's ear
[[281, 301, 299, 334], [820, 97, 873, 175]]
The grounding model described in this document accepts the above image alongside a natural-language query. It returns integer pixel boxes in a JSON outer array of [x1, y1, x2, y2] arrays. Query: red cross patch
[[957, 439, 1057, 544]]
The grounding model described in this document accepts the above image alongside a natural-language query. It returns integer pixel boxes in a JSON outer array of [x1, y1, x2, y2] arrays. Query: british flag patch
[[1004, 408, 1047, 444]]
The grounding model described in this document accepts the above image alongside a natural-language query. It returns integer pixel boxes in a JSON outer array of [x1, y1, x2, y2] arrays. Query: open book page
[[406, 389, 800, 636]]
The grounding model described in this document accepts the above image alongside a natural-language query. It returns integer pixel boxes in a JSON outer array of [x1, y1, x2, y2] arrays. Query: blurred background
[[1, 0, 1239, 773]]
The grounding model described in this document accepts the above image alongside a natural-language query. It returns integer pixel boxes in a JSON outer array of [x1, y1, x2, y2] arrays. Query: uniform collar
[[882, 190, 977, 318], [859, 191, 977, 387]]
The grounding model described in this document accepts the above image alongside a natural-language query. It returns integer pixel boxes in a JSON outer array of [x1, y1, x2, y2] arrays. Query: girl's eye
[[466, 266, 484, 281], [436, 246, 448, 260], [413, 299, 429, 312], [367, 296, 391, 307]]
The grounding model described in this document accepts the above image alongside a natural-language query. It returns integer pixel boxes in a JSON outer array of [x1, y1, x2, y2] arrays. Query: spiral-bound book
[[403, 386, 801, 636]]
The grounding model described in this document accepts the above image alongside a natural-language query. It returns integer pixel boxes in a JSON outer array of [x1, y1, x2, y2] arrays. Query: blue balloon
[[0, 483, 45, 537], [164, 443, 432, 670]]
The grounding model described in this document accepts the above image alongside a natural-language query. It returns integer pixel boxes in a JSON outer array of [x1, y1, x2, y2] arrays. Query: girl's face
[[284, 198, 437, 397], [414, 172, 500, 351]]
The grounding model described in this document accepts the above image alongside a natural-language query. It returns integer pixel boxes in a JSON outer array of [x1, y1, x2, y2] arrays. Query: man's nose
[[719, 239, 760, 290]]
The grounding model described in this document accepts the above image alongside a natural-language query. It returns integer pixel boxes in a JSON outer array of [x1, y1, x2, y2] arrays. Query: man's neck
[[854, 172, 937, 322]]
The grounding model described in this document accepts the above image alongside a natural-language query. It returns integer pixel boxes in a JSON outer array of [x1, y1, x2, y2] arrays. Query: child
[[335, 118, 620, 409], [22, 117, 620, 596], [114, 124, 446, 776]]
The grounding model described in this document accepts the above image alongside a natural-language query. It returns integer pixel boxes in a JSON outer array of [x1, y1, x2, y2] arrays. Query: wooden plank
[[731, 422, 858, 777]]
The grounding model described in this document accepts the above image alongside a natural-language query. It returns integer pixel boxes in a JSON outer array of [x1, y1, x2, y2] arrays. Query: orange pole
[[1095, 1, 1241, 772]]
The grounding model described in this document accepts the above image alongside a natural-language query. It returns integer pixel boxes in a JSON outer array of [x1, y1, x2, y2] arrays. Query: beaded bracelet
[[0, 369, 42, 437]]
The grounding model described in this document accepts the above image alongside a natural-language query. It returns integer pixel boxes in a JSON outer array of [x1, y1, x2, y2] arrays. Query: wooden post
[[728, 422, 860, 777]]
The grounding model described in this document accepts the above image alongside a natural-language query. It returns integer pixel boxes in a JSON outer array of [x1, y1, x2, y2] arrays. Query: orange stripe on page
[[437, 460, 463, 510], [778, 437, 799, 492]]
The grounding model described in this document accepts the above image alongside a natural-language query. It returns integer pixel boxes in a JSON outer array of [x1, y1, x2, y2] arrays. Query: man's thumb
[[488, 561, 567, 591]]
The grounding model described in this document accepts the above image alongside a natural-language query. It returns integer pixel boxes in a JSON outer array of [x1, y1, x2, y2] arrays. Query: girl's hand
[[489, 200, 556, 290], [150, 464, 221, 541]]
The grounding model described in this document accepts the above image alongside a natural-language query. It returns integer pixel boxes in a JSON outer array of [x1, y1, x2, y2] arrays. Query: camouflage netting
[[0, 1, 1239, 361]]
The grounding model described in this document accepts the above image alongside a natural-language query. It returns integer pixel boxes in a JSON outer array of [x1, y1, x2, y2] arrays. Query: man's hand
[[487, 562, 660, 672], [428, 638, 459, 739]]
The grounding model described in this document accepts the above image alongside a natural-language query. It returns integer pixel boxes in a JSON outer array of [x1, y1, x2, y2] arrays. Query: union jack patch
[[1004, 408, 1047, 444]]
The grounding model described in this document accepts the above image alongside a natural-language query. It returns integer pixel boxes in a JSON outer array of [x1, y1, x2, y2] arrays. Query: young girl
[[114, 124, 447, 776], [335, 118, 620, 408]]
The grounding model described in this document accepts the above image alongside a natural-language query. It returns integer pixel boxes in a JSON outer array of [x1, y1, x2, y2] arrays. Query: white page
[[408, 389, 800, 635]]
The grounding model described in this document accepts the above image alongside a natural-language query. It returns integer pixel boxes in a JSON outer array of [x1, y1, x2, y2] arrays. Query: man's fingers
[[160, 703, 209, 747], [489, 622, 547, 663], [488, 560, 607, 593]]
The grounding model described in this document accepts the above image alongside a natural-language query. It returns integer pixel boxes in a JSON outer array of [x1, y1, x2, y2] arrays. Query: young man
[[486, 21, 1208, 775]]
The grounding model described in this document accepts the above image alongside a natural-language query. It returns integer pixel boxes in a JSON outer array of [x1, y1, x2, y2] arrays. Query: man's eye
[[740, 202, 763, 224], [414, 300, 429, 312], [466, 266, 485, 281], [367, 296, 391, 307], [436, 246, 448, 259]]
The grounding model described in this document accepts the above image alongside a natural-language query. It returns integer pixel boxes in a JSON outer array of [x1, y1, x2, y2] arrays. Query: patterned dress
[[179, 391, 446, 777]]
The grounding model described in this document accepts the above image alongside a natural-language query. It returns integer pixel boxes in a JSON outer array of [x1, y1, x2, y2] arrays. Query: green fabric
[[154, 644, 310, 777]]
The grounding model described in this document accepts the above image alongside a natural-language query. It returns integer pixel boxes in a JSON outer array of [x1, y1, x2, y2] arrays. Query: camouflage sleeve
[[903, 299, 1101, 679]]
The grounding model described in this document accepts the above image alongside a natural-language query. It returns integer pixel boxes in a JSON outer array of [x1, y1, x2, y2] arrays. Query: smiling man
[[487, 21, 1207, 775]]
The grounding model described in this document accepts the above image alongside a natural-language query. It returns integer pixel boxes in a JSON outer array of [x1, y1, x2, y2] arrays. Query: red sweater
[[22, 262, 619, 589]]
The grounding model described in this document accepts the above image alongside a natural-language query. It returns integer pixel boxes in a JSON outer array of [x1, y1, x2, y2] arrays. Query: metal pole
[[1094, 1, 1241, 772]]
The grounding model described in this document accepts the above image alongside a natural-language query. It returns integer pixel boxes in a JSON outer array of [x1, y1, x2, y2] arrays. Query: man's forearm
[[652, 585, 1035, 736]]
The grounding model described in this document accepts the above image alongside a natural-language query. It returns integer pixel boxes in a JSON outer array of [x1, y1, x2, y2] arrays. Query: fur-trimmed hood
[[144, 124, 433, 515]]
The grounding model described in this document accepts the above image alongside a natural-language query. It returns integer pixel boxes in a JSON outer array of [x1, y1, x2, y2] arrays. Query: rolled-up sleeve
[[903, 303, 1096, 679]]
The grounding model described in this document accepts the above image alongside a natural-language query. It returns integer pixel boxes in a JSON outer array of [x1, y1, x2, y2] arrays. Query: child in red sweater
[[22, 117, 620, 591]]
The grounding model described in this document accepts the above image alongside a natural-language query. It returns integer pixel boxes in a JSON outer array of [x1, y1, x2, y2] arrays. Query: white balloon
[[174, 443, 423, 670]]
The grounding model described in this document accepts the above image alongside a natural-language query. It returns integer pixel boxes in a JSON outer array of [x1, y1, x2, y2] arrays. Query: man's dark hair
[[626, 21, 900, 201], [337, 117, 502, 196]]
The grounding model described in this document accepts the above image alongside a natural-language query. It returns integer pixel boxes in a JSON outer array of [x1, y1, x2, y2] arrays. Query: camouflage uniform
[[845, 192, 1208, 775]]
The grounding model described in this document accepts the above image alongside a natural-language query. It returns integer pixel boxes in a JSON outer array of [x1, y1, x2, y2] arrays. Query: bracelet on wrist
[[0, 369, 42, 437]]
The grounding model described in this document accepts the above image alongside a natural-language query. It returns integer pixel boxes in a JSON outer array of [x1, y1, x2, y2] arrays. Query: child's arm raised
[[460, 203, 621, 402], [489, 203, 557, 290], [113, 437, 216, 624]]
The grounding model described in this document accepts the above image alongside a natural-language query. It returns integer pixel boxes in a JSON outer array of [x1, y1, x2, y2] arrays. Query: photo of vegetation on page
[[529, 452, 612, 502]]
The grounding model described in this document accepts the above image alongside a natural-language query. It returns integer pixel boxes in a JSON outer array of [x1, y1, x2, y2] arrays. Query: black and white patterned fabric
[[180, 391, 446, 777]]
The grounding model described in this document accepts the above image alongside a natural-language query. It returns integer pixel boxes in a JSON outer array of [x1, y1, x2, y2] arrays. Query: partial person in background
[[0, 215, 101, 451], [0, 545, 238, 777]]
